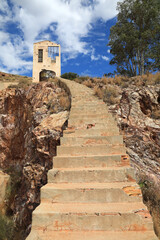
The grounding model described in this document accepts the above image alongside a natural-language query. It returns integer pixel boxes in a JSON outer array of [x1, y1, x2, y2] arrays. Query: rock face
[[0, 81, 70, 239], [109, 84, 160, 237]]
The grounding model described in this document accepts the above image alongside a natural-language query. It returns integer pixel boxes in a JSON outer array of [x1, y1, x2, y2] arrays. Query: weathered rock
[[0, 81, 70, 239], [108, 84, 160, 237]]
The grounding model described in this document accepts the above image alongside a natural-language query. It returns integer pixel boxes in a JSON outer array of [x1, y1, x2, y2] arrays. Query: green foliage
[[7, 84, 19, 89], [0, 212, 14, 240], [61, 72, 79, 80], [5, 166, 22, 216], [108, 0, 160, 76]]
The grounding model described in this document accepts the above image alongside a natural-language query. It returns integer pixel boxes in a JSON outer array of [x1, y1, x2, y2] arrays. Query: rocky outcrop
[[0, 81, 70, 239], [109, 84, 160, 237]]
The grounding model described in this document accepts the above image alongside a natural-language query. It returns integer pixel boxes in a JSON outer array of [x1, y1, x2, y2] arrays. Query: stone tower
[[32, 40, 61, 82]]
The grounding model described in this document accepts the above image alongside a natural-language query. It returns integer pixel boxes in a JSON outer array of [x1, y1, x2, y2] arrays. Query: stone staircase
[[27, 79, 157, 240]]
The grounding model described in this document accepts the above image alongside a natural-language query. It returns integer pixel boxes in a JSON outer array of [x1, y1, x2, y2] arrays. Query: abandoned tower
[[32, 40, 61, 82]]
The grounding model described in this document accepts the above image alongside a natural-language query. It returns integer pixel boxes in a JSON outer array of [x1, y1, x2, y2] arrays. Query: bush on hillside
[[61, 72, 79, 80], [103, 86, 119, 105]]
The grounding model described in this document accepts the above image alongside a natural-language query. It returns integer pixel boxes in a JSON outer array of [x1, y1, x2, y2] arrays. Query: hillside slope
[[0, 72, 32, 90]]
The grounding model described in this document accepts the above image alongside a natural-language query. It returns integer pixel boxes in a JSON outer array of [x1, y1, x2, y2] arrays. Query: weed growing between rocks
[[0, 212, 14, 240]]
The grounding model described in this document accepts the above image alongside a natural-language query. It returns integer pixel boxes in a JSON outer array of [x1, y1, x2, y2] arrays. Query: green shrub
[[7, 84, 18, 89], [5, 167, 22, 216], [0, 212, 14, 240], [77, 76, 89, 83], [61, 72, 79, 80]]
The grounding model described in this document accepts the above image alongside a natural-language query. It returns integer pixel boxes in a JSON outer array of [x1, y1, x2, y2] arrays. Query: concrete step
[[30, 202, 153, 231], [71, 104, 107, 110], [41, 182, 142, 203], [60, 135, 123, 146], [57, 144, 126, 156], [70, 109, 109, 115], [48, 167, 135, 183], [27, 230, 157, 240], [71, 101, 106, 106], [53, 155, 130, 168], [63, 128, 119, 137], [67, 124, 119, 132], [69, 113, 111, 119], [68, 118, 117, 126]]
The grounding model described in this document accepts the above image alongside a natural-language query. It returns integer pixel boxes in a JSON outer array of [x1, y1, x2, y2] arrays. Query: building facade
[[32, 40, 61, 82]]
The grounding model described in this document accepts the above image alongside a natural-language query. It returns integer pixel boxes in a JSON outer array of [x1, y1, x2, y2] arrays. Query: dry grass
[[0, 72, 32, 83], [83, 80, 94, 88], [103, 86, 119, 104], [94, 86, 104, 99], [59, 94, 71, 111], [152, 109, 160, 120], [94, 85, 119, 105]]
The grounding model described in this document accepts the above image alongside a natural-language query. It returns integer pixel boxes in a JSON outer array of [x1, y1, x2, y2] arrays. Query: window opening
[[48, 46, 59, 61], [38, 49, 43, 62]]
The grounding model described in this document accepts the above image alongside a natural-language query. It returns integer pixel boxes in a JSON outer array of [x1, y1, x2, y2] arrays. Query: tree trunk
[[141, 51, 145, 75]]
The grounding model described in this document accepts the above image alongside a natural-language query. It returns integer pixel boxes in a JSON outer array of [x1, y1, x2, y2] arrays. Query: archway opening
[[39, 70, 56, 82]]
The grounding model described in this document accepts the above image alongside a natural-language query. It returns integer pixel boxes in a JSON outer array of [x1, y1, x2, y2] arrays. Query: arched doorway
[[39, 70, 56, 82]]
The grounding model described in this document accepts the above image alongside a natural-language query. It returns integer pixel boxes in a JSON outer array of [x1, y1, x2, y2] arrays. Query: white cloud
[[0, 0, 120, 74], [93, 0, 120, 21], [0, 31, 32, 73], [91, 48, 109, 62], [102, 55, 109, 61], [91, 48, 101, 61]]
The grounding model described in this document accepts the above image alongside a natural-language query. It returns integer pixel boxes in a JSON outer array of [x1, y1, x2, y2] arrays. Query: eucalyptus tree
[[108, 0, 160, 76]]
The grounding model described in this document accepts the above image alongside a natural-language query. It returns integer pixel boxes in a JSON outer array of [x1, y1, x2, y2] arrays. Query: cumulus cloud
[[0, 0, 120, 74]]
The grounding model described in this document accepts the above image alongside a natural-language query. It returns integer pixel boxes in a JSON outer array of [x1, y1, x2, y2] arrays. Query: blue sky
[[0, 0, 121, 77]]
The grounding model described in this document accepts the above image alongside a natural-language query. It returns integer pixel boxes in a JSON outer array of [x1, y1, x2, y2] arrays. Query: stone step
[[71, 106, 108, 114], [70, 109, 109, 115], [48, 167, 135, 183], [67, 124, 119, 131], [71, 103, 106, 108], [41, 182, 142, 203], [30, 202, 153, 231], [63, 128, 119, 137], [71, 104, 107, 109], [27, 230, 157, 240], [57, 144, 126, 156], [60, 135, 123, 146], [71, 101, 106, 106], [68, 118, 117, 126], [53, 155, 130, 168], [69, 113, 111, 119], [69, 114, 114, 121]]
